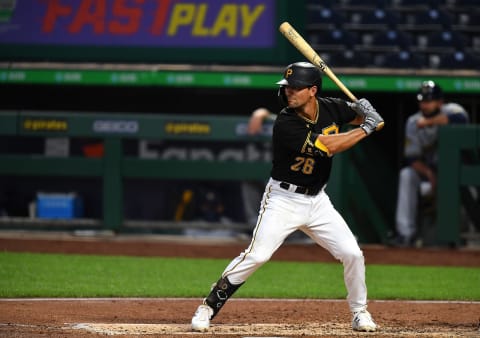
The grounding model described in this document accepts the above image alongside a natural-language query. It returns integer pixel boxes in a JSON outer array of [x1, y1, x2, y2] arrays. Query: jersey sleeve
[[442, 103, 469, 124], [318, 97, 357, 126]]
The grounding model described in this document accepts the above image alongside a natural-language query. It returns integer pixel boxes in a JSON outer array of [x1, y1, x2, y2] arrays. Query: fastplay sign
[[0, 0, 275, 47]]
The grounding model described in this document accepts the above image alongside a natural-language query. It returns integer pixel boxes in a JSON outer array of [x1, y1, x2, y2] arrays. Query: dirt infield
[[1, 232, 480, 337], [1, 298, 480, 337]]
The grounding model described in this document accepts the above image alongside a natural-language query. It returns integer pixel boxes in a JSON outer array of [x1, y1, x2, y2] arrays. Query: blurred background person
[[392, 81, 469, 247]]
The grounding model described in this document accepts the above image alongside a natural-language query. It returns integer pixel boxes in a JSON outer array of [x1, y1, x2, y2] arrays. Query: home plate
[[70, 322, 472, 336], [71, 322, 352, 336], [72, 323, 193, 335]]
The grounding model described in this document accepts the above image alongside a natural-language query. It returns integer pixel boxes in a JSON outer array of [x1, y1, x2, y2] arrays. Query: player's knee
[[248, 249, 272, 265], [350, 249, 364, 262], [339, 246, 364, 264], [399, 167, 418, 184]]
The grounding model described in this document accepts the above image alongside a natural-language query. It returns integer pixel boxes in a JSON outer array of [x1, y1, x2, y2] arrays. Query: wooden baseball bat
[[279, 21, 357, 102], [279, 21, 384, 130]]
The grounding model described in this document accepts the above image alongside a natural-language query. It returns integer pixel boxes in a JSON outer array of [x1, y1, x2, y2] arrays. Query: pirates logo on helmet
[[277, 62, 323, 105]]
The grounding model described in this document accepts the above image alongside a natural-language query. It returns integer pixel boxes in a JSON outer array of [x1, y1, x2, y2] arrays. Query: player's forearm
[[248, 108, 275, 135], [418, 113, 449, 128], [411, 160, 435, 180], [349, 115, 364, 126], [315, 128, 367, 155], [432, 113, 449, 125]]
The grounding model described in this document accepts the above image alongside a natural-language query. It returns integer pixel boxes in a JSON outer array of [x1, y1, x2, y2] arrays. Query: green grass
[[1, 252, 479, 300]]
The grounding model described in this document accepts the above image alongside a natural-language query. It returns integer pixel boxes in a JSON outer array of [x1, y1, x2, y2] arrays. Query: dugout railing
[[437, 125, 480, 247], [0, 111, 274, 233]]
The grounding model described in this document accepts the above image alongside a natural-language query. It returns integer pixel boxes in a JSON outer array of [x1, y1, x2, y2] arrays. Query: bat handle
[[324, 68, 357, 102], [340, 84, 358, 102]]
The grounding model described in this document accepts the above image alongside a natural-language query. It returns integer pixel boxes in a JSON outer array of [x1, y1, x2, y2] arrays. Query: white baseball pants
[[222, 178, 368, 313]]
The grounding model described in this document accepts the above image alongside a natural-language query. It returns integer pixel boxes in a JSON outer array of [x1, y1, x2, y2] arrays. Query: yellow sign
[[23, 119, 68, 131], [165, 122, 211, 135]]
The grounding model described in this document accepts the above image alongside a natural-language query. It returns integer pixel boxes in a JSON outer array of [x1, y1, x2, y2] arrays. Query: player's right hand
[[360, 109, 385, 135]]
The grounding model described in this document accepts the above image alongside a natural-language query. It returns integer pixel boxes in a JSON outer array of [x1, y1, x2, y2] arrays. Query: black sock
[[204, 276, 243, 319]]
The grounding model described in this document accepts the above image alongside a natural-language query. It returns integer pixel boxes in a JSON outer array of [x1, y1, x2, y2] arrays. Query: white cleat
[[191, 304, 213, 332], [352, 310, 377, 332]]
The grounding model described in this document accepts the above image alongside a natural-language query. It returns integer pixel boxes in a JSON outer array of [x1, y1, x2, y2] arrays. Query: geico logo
[[93, 120, 139, 133]]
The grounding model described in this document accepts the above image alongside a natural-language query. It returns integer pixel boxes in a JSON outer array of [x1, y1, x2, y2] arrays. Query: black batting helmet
[[277, 62, 322, 105], [277, 62, 322, 90], [417, 80, 443, 102]]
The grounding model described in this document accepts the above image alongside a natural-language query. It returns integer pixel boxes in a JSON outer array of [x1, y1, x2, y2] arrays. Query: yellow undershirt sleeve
[[314, 137, 332, 157]]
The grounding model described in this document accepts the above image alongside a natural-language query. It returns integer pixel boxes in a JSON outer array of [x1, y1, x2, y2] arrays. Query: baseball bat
[[279, 21, 384, 130], [279, 21, 357, 102]]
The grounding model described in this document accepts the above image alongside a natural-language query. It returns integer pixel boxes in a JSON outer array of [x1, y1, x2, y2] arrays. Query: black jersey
[[270, 97, 357, 190]]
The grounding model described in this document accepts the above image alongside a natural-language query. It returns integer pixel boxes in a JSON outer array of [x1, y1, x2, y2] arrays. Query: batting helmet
[[417, 81, 443, 102], [277, 62, 322, 105], [277, 62, 322, 90]]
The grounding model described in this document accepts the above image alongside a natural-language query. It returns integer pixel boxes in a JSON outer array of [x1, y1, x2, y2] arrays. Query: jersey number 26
[[291, 157, 315, 175]]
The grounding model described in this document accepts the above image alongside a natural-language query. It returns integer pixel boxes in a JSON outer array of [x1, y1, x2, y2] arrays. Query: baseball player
[[191, 62, 383, 332], [393, 81, 469, 246]]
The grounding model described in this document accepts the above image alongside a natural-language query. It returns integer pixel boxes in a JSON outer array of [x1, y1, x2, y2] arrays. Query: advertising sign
[[0, 0, 275, 47]]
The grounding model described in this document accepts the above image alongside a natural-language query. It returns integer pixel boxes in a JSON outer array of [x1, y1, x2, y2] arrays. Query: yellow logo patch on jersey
[[322, 124, 339, 135]]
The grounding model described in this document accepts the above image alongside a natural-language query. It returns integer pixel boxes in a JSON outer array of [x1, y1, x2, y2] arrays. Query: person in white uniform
[[393, 81, 469, 246], [191, 62, 384, 332]]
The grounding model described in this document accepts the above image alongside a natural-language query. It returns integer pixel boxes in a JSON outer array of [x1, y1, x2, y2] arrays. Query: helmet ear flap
[[277, 86, 287, 106]]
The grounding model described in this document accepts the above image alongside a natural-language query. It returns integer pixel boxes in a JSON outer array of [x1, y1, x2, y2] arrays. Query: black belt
[[279, 182, 321, 196]]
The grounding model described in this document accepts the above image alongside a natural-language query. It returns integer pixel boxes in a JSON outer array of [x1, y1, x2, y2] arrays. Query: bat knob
[[376, 121, 385, 131]]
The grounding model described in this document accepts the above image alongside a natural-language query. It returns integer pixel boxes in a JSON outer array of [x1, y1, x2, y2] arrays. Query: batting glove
[[360, 111, 385, 135], [349, 98, 376, 117]]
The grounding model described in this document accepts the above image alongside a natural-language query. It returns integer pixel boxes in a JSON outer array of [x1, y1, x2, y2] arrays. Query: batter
[[191, 62, 384, 332]]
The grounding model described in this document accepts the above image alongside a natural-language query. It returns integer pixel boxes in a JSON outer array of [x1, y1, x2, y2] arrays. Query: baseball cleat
[[352, 310, 377, 332], [191, 304, 213, 332]]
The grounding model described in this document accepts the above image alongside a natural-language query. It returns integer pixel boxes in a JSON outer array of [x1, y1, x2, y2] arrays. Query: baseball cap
[[417, 80, 443, 102]]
